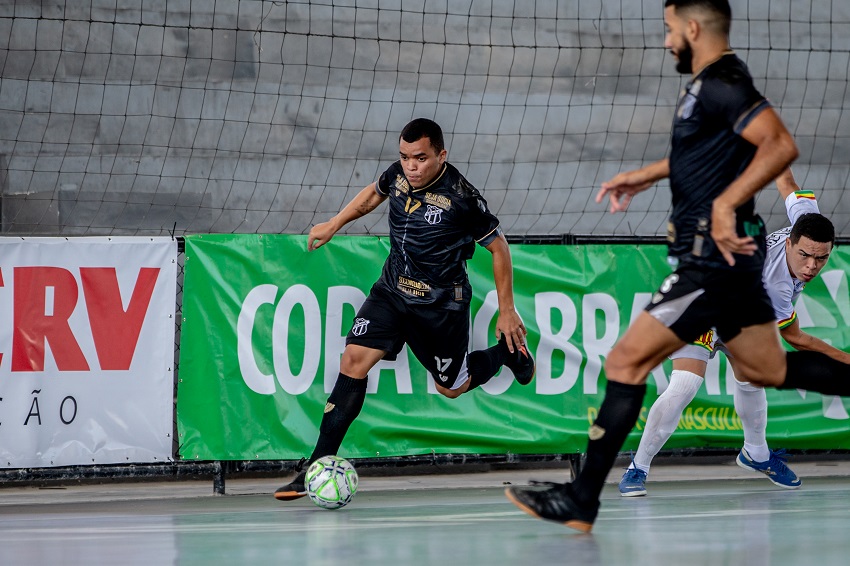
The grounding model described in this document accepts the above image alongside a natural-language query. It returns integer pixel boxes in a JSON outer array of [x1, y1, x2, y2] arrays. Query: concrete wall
[[1, 0, 848, 237]]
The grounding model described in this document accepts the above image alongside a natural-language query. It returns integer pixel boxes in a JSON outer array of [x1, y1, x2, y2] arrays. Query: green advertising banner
[[177, 234, 850, 461]]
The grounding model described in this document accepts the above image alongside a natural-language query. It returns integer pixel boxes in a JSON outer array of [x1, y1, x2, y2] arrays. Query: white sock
[[734, 378, 770, 462], [631, 370, 704, 474]]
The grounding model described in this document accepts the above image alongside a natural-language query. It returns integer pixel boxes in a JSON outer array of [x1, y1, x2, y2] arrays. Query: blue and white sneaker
[[618, 467, 648, 497], [736, 448, 802, 489]]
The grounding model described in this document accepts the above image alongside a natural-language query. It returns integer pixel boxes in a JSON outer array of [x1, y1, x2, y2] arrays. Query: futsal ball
[[305, 455, 359, 510]]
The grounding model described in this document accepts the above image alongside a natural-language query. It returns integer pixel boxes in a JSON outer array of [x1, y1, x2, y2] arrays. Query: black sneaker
[[505, 482, 598, 533], [501, 335, 535, 385], [274, 468, 307, 501]]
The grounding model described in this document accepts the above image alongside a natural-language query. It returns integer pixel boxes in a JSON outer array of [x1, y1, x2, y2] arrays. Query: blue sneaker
[[618, 467, 648, 497], [736, 448, 802, 489]]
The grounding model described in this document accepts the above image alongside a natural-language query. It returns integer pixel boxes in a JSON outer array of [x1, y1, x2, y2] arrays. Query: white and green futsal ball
[[306, 455, 359, 509]]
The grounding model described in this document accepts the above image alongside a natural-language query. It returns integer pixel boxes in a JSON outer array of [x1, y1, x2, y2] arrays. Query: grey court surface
[[2, 457, 850, 566]]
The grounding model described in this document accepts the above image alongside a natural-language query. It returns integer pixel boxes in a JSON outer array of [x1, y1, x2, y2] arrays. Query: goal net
[[1, 1, 847, 238]]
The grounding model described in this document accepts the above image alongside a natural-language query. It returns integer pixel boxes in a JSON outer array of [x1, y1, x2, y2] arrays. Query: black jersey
[[668, 53, 771, 271], [373, 161, 501, 308]]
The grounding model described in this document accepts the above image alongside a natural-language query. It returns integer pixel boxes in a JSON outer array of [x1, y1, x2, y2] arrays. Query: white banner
[[0, 237, 177, 468]]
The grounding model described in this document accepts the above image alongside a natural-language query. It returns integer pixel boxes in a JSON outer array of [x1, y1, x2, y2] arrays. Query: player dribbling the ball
[[274, 118, 535, 502]]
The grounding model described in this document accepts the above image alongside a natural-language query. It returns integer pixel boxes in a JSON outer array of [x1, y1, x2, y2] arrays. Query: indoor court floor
[[2, 458, 849, 565]]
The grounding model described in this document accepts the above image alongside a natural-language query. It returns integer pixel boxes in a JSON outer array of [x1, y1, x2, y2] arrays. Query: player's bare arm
[[308, 183, 388, 251], [780, 319, 850, 365], [485, 233, 526, 353], [774, 166, 800, 201], [711, 108, 799, 265], [597, 158, 670, 213]]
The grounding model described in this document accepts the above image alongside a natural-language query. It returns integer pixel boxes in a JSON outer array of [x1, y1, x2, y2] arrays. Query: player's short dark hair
[[400, 118, 445, 153], [665, 0, 732, 36], [790, 213, 835, 246]]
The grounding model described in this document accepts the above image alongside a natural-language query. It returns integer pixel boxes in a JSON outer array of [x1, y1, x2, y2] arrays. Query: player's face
[[399, 136, 446, 189], [664, 7, 694, 74], [785, 236, 832, 282]]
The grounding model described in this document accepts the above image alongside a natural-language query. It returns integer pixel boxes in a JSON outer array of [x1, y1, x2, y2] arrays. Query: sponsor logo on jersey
[[424, 192, 452, 210], [424, 204, 443, 225], [397, 276, 431, 298], [395, 175, 411, 194], [351, 317, 370, 336]]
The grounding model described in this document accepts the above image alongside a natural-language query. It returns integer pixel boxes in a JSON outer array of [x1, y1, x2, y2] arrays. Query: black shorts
[[346, 283, 470, 389], [645, 262, 774, 343]]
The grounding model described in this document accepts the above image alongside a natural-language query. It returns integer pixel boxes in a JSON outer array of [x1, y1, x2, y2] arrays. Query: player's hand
[[597, 171, 655, 213], [496, 309, 527, 354], [307, 221, 336, 251], [711, 200, 757, 266]]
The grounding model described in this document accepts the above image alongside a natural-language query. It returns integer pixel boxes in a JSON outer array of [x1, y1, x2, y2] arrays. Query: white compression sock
[[733, 378, 770, 462], [631, 370, 704, 474]]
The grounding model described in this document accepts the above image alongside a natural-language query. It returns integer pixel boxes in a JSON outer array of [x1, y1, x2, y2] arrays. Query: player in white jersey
[[619, 168, 844, 496]]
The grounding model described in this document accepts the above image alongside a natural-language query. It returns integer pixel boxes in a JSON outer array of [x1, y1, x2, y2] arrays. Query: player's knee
[[733, 378, 762, 392], [339, 347, 378, 378], [604, 348, 647, 385], [436, 385, 463, 399], [744, 374, 783, 387], [734, 361, 785, 387]]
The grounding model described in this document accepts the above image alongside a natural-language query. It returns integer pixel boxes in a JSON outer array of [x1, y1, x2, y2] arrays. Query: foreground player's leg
[[505, 312, 681, 532], [724, 324, 850, 395], [506, 380, 646, 532], [619, 369, 703, 496], [733, 378, 801, 488], [779, 351, 850, 395], [274, 373, 368, 501]]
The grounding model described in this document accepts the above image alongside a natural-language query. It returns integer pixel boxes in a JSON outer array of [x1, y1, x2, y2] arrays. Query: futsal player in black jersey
[[506, 0, 850, 532], [274, 118, 535, 501]]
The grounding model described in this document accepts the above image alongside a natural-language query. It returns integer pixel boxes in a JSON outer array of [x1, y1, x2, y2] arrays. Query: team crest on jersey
[[424, 204, 443, 225], [677, 79, 702, 120], [395, 175, 410, 194], [351, 317, 370, 336]]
